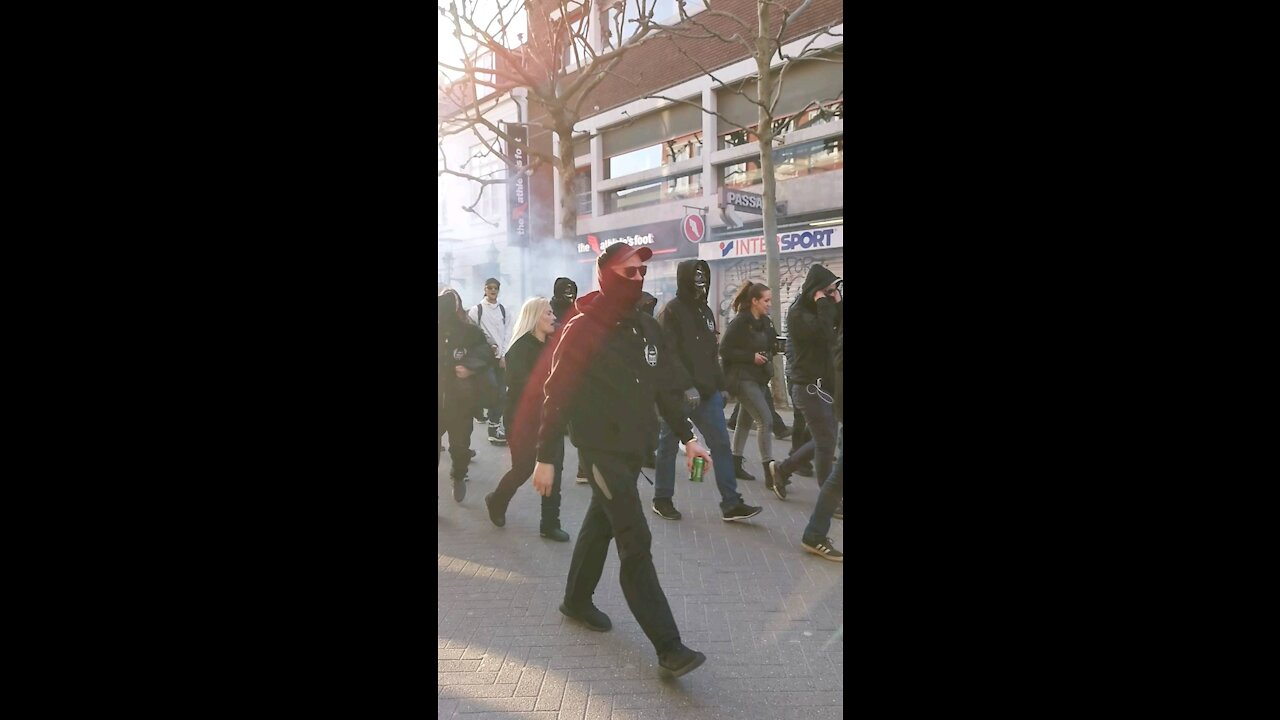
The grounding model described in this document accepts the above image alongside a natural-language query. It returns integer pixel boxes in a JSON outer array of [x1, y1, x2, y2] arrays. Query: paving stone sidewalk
[[439, 411, 844, 720]]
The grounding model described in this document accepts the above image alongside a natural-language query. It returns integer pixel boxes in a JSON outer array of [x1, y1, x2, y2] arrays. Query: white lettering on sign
[[726, 190, 764, 209]]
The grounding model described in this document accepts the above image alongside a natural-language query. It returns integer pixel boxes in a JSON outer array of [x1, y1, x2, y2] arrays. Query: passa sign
[[575, 219, 699, 261], [699, 225, 844, 261], [720, 187, 764, 215]]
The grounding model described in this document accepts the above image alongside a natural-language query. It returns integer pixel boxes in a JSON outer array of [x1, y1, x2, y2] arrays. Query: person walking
[[801, 325, 844, 560], [438, 289, 492, 502], [720, 281, 782, 492], [651, 259, 762, 522], [772, 265, 842, 500], [530, 243, 710, 678], [467, 278, 511, 446], [484, 297, 570, 541], [551, 277, 593, 488]]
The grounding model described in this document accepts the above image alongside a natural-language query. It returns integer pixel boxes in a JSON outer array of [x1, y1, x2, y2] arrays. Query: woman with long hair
[[483, 297, 570, 541], [438, 288, 492, 502], [719, 281, 782, 495]]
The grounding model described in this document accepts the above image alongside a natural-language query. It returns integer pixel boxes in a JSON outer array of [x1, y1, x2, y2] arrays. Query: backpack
[[475, 303, 506, 323]]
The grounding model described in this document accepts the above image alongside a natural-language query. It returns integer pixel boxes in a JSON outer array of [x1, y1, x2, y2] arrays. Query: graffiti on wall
[[716, 254, 823, 334]]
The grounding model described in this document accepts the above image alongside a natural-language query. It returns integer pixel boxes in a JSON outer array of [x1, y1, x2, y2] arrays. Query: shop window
[[574, 167, 592, 216], [606, 0, 706, 48], [720, 100, 843, 150], [722, 135, 843, 189], [606, 131, 701, 179], [605, 171, 702, 213]]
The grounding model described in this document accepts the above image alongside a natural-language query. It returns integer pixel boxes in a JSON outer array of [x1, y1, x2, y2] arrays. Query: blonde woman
[[483, 297, 569, 541]]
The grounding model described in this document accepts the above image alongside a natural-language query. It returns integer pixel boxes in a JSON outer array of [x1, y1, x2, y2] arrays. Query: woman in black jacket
[[720, 281, 780, 493], [439, 289, 492, 502], [483, 297, 570, 541]]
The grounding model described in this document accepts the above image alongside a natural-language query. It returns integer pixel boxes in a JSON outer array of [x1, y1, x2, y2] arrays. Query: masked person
[[651, 259, 763, 523], [484, 297, 570, 541], [530, 243, 711, 679], [438, 289, 492, 502], [801, 325, 843, 561], [551, 277, 593, 488], [772, 265, 842, 500]]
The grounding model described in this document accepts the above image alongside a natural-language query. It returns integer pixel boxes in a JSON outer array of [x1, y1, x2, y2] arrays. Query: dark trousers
[[480, 365, 506, 424], [778, 381, 837, 486], [493, 420, 564, 529], [791, 404, 810, 456], [728, 388, 788, 430], [566, 449, 682, 656], [437, 404, 473, 477], [803, 427, 844, 542]]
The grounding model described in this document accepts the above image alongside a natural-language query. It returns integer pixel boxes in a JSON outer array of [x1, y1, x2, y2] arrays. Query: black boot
[[733, 455, 756, 480]]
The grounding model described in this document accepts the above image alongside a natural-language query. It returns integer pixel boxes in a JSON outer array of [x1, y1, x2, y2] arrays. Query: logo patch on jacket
[[453, 348, 466, 361], [705, 315, 715, 332], [645, 343, 658, 367]]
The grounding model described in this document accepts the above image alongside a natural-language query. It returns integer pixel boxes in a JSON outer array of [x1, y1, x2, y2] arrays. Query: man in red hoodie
[[530, 242, 711, 678]]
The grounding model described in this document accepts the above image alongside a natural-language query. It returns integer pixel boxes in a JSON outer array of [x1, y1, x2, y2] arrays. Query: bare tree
[[438, 0, 676, 238]]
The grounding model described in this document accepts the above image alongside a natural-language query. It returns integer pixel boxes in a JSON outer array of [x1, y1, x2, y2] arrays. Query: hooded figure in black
[[438, 290, 493, 502], [528, 242, 713, 679], [650, 259, 760, 522], [550, 277, 578, 321], [772, 264, 842, 496]]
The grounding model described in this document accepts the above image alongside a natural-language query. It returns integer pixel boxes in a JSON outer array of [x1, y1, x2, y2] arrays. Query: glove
[[683, 387, 701, 414]]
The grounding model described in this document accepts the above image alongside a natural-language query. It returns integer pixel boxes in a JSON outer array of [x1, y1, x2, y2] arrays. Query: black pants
[[566, 449, 681, 656], [480, 365, 506, 424], [729, 387, 788, 430], [437, 404, 473, 478], [492, 420, 563, 529], [791, 405, 810, 456]]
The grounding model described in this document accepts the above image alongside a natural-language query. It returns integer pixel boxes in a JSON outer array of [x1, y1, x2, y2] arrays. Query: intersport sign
[[699, 225, 843, 261]]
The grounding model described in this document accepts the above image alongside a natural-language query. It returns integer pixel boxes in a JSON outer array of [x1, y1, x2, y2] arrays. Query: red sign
[[682, 212, 706, 243]]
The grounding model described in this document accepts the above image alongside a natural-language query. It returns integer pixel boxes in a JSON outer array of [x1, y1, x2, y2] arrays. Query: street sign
[[682, 211, 706, 243], [720, 187, 764, 215]]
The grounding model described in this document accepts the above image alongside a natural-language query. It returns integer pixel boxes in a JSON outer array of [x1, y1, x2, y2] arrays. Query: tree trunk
[[556, 124, 578, 243], [757, 4, 786, 407]]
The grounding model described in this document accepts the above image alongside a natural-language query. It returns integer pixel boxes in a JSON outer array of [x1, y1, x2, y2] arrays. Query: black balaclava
[[692, 263, 709, 303], [550, 277, 578, 319], [439, 292, 462, 331]]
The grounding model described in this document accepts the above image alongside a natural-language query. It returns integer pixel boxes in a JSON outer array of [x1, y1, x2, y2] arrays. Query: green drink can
[[691, 457, 705, 482]]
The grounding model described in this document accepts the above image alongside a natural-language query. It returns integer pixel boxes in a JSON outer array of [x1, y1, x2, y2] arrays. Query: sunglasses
[[620, 265, 648, 279]]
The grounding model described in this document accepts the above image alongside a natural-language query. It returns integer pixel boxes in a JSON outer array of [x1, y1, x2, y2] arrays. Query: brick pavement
[[439, 411, 844, 720]]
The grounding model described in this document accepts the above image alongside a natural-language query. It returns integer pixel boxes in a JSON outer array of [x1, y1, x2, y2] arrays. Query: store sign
[[505, 124, 530, 247], [575, 219, 699, 261], [682, 212, 706, 243], [699, 225, 843, 261], [720, 188, 764, 215]]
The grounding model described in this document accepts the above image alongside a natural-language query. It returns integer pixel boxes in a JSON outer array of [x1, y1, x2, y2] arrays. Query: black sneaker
[[484, 492, 506, 527], [726, 418, 737, 431], [576, 467, 589, 484], [452, 476, 466, 503], [488, 425, 507, 446], [540, 526, 571, 542], [773, 425, 793, 440], [721, 503, 763, 522], [772, 464, 791, 500], [658, 644, 706, 678], [802, 536, 844, 562], [832, 503, 843, 520], [559, 602, 611, 631], [652, 498, 682, 521]]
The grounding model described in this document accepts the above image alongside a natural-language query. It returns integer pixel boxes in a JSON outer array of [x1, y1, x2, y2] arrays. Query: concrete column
[[591, 133, 604, 217], [702, 85, 718, 206]]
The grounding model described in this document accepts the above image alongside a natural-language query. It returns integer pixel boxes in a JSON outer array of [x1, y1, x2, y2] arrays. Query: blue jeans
[[654, 390, 741, 512], [803, 427, 844, 542]]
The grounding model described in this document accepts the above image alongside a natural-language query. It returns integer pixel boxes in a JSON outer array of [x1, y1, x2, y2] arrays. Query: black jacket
[[720, 311, 775, 390], [438, 297, 492, 415], [536, 290, 694, 463], [503, 331, 546, 427], [833, 326, 843, 424], [785, 264, 841, 386], [657, 259, 724, 397]]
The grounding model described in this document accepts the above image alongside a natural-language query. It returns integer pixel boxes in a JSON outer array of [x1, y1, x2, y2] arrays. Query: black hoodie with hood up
[[656, 259, 724, 397], [438, 292, 493, 414], [784, 264, 841, 386]]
